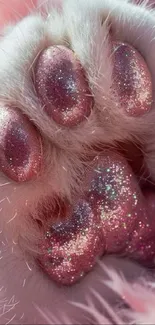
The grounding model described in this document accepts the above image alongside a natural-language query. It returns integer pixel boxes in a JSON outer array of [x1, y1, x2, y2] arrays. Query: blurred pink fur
[[35, 257, 155, 324]]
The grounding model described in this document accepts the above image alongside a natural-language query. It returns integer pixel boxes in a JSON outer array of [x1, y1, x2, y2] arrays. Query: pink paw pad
[[112, 42, 152, 116], [0, 106, 43, 182], [34, 45, 93, 127], [39, 199, 105, 285], [38, 151, 151, 286]]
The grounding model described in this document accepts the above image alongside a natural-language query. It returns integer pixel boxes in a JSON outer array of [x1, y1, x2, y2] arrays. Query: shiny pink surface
[[39, 151, 153, 285], [34, 45, 93, 127], [0, 106, 43, 182], [112, 42, 152, 116]]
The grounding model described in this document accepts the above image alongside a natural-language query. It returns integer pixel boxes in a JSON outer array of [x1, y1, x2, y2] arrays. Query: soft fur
[[1, 0, 155, 324]]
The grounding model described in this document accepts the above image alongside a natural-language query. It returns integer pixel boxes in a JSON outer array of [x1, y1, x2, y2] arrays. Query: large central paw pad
[[39, 151, 153, 285]]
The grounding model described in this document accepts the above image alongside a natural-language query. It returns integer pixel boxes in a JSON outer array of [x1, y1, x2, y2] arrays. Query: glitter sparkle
[[38, 151, 153, 286], [0, 106, 42, 182], [34, 45, 93, 127], [112, 42, 152, 116]]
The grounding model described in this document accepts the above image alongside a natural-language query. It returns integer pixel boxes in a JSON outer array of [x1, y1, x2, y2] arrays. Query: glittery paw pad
[[39, 151, 153, 286], [0, 106, 42, 182], [112, 42, 152, 116], [125, 190, 155, 263], [34, 42, 152, 125], [34, 45, 93, 127], [39, 200, 104, 285]]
